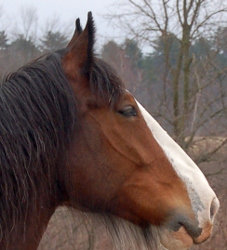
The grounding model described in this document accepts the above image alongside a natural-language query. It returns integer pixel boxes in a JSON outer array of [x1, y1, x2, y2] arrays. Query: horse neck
[[0, 164, 63, 250], [0, 196, 56, 250]]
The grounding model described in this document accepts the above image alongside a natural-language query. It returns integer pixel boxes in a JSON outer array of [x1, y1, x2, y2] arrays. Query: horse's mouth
[[163, 219, 215, 250], [158, 226, 194, 250]]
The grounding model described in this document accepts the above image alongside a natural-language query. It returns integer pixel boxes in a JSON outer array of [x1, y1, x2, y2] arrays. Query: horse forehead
[[136, 100, 216, 214]]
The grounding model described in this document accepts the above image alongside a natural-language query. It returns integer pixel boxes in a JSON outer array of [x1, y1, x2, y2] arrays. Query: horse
[[0, 12, 219, 250]]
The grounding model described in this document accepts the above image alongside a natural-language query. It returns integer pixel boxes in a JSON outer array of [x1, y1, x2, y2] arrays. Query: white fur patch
[[137, 101, 219, 227]]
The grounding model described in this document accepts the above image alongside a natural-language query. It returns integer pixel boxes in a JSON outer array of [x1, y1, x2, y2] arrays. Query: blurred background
[[1, 0, 227, 249]]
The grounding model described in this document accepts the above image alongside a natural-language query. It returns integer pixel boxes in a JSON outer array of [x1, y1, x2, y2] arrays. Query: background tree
[[39, 31, 68, 52], [107, 0, 227, 158], [0, 31, 8, 50], [101, 39, 144, 94], [0, 30, 8, 77], [18, 6, 38, 42], [124, 38, 143, 69], [7, 34, 40, 69]]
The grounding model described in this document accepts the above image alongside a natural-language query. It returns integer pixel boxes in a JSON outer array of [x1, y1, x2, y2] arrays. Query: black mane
[[0, 52, 77, 241], [90, 58, 124, 108], [0, 50, 124, 242]]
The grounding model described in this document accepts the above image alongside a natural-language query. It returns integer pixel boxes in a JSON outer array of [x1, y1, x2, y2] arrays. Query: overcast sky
[[0, 0, 121, 49]]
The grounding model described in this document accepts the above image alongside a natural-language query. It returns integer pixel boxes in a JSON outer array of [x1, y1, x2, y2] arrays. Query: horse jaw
[[136, 101, 219, 250]]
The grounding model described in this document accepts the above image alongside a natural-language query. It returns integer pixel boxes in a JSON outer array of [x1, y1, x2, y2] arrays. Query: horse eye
[[118, 105, 137, 117]]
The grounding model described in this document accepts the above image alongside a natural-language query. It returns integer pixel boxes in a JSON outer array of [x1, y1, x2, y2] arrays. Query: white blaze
[[137, 101, 219, 226]]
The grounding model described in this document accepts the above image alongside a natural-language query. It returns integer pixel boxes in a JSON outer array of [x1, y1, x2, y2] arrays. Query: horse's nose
[[172, 196, 219, 244]]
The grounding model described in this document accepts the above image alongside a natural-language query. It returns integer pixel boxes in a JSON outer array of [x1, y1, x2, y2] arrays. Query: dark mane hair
[[0, 51, 124, 242], [90, 58, 124, 108], [0, 52, 77, 241]]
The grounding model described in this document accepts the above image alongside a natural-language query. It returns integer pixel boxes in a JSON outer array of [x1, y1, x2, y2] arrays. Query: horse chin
[[157, 226, 193, 250]]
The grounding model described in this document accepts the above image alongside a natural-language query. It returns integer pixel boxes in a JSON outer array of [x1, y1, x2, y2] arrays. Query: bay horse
[[0, 12, 219, 250]]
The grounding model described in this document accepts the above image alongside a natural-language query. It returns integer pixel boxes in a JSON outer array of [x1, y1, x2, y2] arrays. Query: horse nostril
[[179, 221, 202, 239], [170, 216, 202, 238], [210, 197, 219, 220], [210, 202, 215, 220]]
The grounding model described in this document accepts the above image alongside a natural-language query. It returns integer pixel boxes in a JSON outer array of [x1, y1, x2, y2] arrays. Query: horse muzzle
[[158, 196, 219, 250]]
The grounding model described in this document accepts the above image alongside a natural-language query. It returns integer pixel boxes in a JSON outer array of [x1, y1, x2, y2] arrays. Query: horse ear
[[63, 12, 95, 80], [67, 18, 83, 48]]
